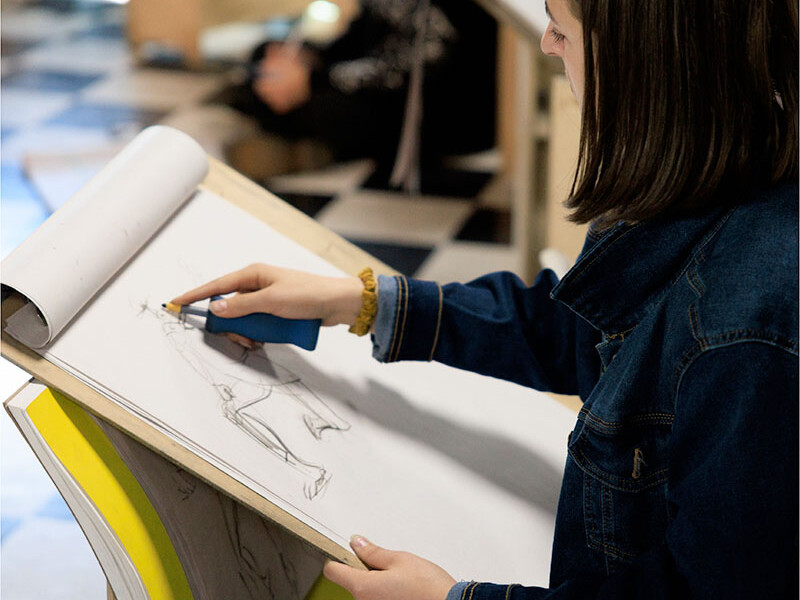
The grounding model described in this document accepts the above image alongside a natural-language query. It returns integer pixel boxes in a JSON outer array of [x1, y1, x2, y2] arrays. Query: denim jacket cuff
[[371, 275, 443, 363], [371, 274, 398, 361], [446, 581, 472, 600], [447, 582, 535, 599]]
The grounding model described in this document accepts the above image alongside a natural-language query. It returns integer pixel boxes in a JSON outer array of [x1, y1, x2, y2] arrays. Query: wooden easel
[[2, 157, 394, 598]]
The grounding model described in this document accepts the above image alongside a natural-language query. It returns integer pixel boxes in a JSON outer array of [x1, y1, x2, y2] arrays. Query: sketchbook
[[5, 381, 191, 600], [1, 126, 577, 586], [6, 380, 353, 600]]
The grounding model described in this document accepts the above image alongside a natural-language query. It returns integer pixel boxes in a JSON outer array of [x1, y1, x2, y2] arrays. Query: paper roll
[[2, 126, 209, 348]]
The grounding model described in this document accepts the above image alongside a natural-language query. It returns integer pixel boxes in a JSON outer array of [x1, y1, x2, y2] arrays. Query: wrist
[[326, 276, 365, 327]]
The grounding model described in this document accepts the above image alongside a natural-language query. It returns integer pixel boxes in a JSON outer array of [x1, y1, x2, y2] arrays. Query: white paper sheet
[[37, 189, 575, 585], [2, 126, 208, 347]]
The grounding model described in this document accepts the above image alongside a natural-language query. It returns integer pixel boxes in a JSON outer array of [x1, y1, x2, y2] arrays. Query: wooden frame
[[1, 157, 395, 574]]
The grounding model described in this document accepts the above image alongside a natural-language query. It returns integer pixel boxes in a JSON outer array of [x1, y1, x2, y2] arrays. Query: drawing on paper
[[137, 301, 350, 500]]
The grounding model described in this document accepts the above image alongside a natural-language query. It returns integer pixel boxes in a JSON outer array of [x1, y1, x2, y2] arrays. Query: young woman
[[172, 0, 799, 597]]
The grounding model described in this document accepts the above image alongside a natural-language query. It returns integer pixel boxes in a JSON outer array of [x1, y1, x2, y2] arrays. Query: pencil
[[162, 303, 208, 317]]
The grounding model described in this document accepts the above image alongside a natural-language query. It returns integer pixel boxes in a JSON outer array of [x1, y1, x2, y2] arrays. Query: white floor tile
[[0, 361, 53, 517], [200, 21, 281, 63], [1, 518, 105, 600], [19, 38, 133, 75], [268, 160, 375, 196], [415, 241, 524, 283], [443, 148, 502, 173], [23, 145, 123, 212], [158, 103, 257, 161], [82, 68, 228, 112], [316, 190, 474, 246], [0, 89, 73, 129], [1, 414, 58, 521], [1, 126, 115, 164], [1, 8, 95, 43]]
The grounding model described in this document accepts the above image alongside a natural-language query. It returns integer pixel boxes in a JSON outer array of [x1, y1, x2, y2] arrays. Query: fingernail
[[210, 299, 227, 313], [350, 535, 369, 548]]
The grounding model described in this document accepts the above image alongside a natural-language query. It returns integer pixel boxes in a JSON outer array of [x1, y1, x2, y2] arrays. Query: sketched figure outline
[[138, 301, 350, 500]]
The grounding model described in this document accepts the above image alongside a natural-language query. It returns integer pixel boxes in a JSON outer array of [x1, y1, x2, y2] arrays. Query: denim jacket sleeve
[[442, 340, 799, 599], [372, 271, 601, 397]]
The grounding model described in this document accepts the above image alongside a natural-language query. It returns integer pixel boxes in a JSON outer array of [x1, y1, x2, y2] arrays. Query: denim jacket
[[372, 182, 799, 599]]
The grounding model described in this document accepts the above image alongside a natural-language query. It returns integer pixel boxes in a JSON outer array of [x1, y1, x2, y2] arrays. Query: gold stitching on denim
[[688, 303, 706, 349], [463, 582, 479, 600], [460, 584, 468, 600], [428, 283, 443, 361], [505, 584, 520, 599], [394, 276, 409, 360], [460, 583, 469, 600], [687, 265, 705, 297], [390, 276, 409, 362], [578, 406, 674, 431], [387, 276, 403, 362], [587, 537, 637, 560]]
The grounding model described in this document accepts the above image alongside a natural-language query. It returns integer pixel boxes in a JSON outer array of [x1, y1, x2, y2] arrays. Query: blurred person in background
[[228, 0, 497, 188]]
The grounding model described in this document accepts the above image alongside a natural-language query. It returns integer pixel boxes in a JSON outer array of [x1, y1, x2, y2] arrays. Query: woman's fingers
[[209, 288, 275, 319], [170, 264, 272, 306]]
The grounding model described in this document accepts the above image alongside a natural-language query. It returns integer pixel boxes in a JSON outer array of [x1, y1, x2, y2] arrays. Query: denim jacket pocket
[[568, 412, 672, 574]]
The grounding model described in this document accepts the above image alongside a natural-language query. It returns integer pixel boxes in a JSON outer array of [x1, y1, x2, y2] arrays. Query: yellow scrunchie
[[348, 267, 377, 336]]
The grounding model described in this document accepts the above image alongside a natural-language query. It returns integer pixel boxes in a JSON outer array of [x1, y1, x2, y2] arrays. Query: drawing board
[[2, 128, 578, 586]]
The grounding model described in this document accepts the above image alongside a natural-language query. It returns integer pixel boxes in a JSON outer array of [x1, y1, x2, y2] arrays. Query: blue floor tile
[[46, 103, 166, 131], [1, 195, 49, 258], [1, 162, 41, 201], [1, 516, 23, 542], [3, 69, 104, 93], [35, 494, 75, 521]]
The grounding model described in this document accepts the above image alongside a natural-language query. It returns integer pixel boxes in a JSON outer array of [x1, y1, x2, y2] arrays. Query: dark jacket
[[374, 182, 799, 599]]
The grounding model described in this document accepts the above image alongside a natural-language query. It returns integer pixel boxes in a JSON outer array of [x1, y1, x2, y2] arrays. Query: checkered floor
[[1, 1, 520, 597]]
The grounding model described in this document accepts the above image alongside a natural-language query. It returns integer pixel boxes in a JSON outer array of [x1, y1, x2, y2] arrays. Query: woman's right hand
[[170, 263, 365, 329]]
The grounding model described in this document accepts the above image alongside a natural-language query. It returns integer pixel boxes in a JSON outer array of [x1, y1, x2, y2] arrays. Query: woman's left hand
[[324, 536, 456, 600]]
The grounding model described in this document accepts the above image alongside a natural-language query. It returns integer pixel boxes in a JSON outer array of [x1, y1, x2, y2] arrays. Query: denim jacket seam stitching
[[705, 328, 799, 353], [504, 584, 520, 599], [601, 484, 614, 567], [688, 303, 707, 349], [686, 264, 705, 297], [578, 406, 675, 432], [569, 209, 734, 331], [674, 335, 800, 402], [464, 581, 479, 600], [569, 445, 669, 490], [428, 283, 443, 361], [567, 224, 644, 281], [459, 583, 469, 600], [587, 538, 637, 560], [583, 472, 598, 546], [667, 206, 735, 289], [391, 275, 410, 362], [387, 275, 403, 362]]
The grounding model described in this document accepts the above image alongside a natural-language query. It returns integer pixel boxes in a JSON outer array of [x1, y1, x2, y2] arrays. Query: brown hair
[[566, 0, 798, 227]]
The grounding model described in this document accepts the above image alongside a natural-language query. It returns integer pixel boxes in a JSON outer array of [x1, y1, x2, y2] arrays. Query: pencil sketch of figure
[[137, 301, 350, 500]]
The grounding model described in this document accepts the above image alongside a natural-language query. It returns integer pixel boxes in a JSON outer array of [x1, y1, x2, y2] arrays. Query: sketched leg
[[272, 381, 351, 439], [236, 410, 331, 500], [228, 391, 332, 500]]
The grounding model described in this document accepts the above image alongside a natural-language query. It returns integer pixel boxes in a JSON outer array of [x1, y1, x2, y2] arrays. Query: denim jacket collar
[[551, 207, 733, 335]]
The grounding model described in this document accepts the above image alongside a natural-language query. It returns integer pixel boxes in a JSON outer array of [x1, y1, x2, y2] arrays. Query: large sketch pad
[[1, 128, 579, 586]]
